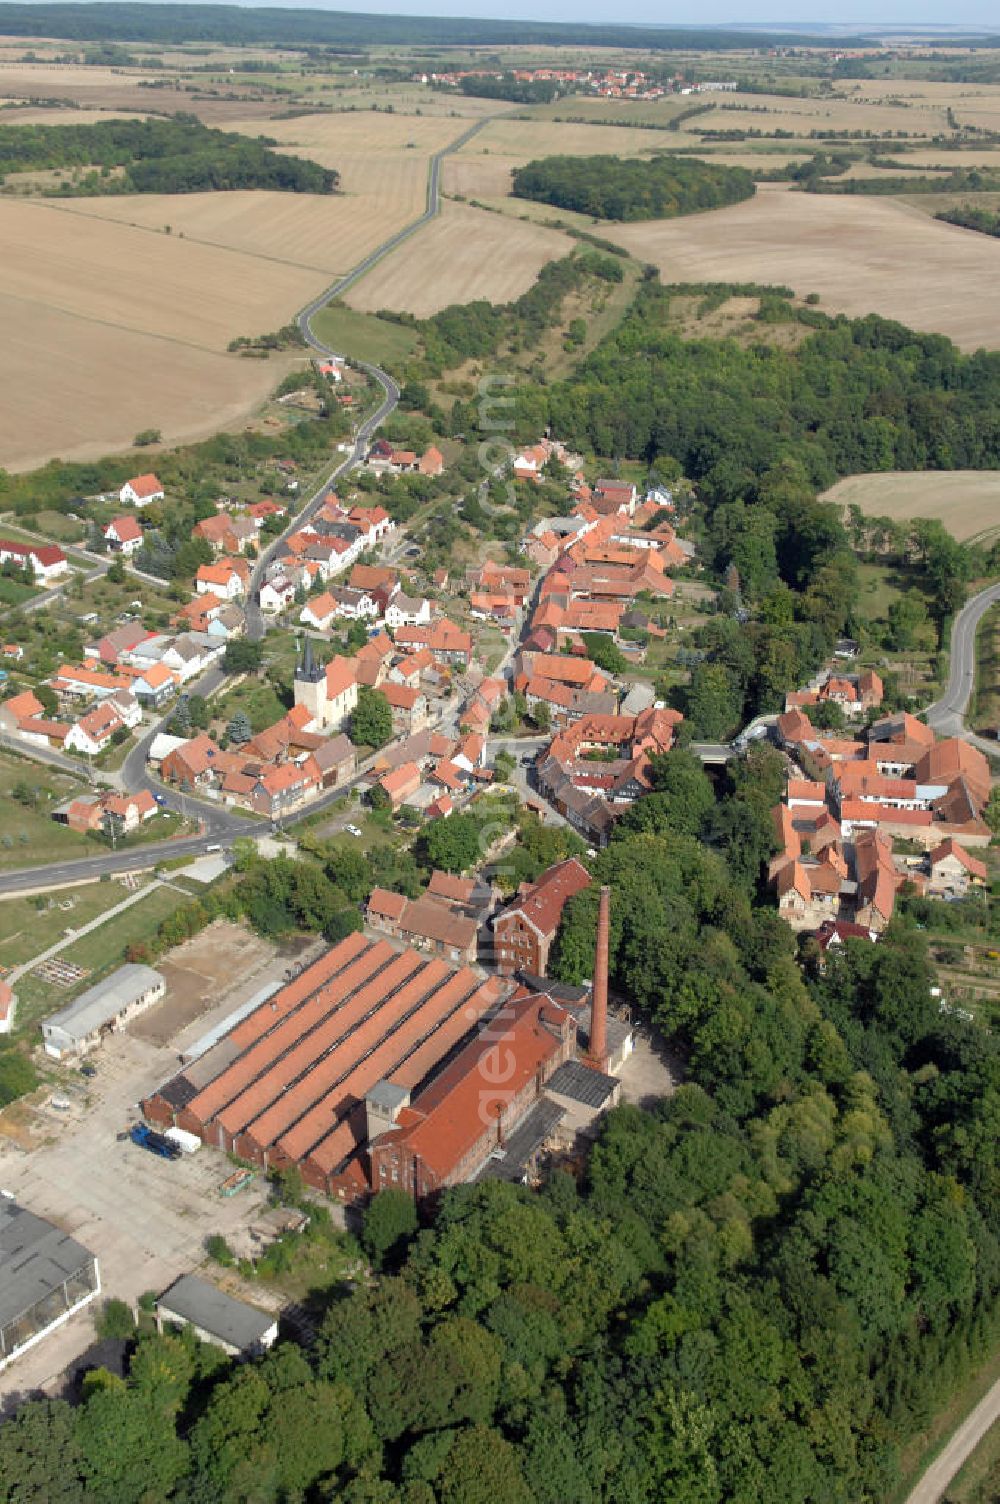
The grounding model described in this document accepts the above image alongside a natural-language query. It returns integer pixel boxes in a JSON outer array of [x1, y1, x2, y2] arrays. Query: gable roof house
[[196, 558, 249, 600], [103, 515, 144, 554], [119, 473, 164, 508]]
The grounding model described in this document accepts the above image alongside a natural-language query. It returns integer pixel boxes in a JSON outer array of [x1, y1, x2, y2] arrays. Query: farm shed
[[156, 1274, 277, 1358]]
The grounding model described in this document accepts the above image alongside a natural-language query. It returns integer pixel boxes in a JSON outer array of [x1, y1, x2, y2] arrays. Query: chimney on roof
[[589, 885, 610, 1071]]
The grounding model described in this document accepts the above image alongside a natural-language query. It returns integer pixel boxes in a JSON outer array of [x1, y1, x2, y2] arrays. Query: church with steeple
[[293, 636, 359, 734]]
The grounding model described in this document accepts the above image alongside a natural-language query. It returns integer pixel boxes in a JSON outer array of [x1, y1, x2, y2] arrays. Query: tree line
[[0, 114, 337, 195], [935, 201, 1000, 238], [511, 152, 755, 221]]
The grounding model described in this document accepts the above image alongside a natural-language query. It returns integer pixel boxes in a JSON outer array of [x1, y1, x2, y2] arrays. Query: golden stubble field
[[613, 184, 1000, 352], [0, 301, 285, 473], [0, 110, 479, 468], [345, 201, 572, 316], [822, 472, 1000, 543]]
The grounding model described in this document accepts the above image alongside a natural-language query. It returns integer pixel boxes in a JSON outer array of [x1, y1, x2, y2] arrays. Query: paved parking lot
[[0, 930, 315, 1399]]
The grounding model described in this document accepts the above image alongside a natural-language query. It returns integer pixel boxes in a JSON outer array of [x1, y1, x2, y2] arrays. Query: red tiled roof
[[495, 857, 591, 941]]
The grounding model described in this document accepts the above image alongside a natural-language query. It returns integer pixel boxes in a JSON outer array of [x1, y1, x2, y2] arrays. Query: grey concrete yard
[[0, 933, 314, 1400], [619, 1025, 682, 1107]]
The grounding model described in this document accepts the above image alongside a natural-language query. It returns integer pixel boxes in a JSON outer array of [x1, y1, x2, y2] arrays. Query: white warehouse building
[[41, 964, 166, 1060]]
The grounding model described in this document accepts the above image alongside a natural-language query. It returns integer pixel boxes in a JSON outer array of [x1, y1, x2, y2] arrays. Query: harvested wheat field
[[51, 190, 356, 276], [615, 185, 1000, 351], [346, 201, 572, 317], [0, 296, 283, 473], [0, 106, 153, 126], [692, 89, 950, 139], [457, 116, 675, 163], [443, 153, 518, 200], [0, 196, 328, 470], [822, 472, 1000, 544], [0, 197, 320, 347]]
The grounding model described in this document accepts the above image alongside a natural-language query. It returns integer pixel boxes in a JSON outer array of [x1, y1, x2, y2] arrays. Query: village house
[[103, 516, 144, 555], [258, 576, 297, 614], [354, 634, 395, 688], [64, 701, 129, 757], [130, 662, 178, 707], [193, 513, 259, 556], [395, 619, 472, 669], [84, 622, 153, 668], [0, 539, 68, 584], [52, 664, 131, 702], [366, 879, 480, 965], [381, 681, 429, 735], [385, 591, 432, 630], [119, 473, 164, 508], [377, 760, 422, 811], [926, 838, 988, 898], [196, 558, 249, 600]]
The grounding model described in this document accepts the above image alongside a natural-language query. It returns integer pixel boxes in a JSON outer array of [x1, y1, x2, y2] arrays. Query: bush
[[206, 1233, 235, 1266], [94, 1297, 136, 1340], [0, 1050, 37, 1108]]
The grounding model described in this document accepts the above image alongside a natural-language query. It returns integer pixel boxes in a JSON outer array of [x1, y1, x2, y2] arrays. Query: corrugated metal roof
[[43, 964, 163, 1046]]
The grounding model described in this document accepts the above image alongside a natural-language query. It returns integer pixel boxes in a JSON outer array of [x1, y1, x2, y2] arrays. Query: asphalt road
[[926, 577, 1000, 748], [244, 115, 488, 641]]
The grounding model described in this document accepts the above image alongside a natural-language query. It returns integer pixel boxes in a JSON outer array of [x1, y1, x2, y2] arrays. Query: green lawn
[[0, 755, 93, 870], [971, 603, 1000, 734], [0, 881, 136, 974], [32, 509, 87, 545], [0, 576, 38, 607], [11, 883, 187, 1036], [310, 303, 418, 367], [212, 680, 290, 735]]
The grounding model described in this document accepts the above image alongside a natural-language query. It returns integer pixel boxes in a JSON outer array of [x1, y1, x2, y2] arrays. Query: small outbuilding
[[156, 1274, 278, 1358], [40, 964, 166, 1060]]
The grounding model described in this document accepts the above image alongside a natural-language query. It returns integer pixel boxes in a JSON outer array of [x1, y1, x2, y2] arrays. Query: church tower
[[293, 634, 326, 728]]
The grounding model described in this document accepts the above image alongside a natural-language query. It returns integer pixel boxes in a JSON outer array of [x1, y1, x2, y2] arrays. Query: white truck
[[164, 1126, 202, 1155]]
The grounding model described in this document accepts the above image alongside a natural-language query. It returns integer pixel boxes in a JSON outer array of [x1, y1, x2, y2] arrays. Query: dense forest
[[2, 782, 997, 1503], [0, 3, 862, 49], [528, 279, 1000, 491], [935, 201, 1000, 238], [511, 152, 755, 221], [451, 75, 561, 105], [0, 114, 336, 194]]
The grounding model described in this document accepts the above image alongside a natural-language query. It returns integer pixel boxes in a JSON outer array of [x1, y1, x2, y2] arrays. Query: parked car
[[346, 824, 362, 837]]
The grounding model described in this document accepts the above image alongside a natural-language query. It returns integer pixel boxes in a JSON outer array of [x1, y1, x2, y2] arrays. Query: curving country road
[[0, 116, 489, 897], [925, 577, 1000, 753]]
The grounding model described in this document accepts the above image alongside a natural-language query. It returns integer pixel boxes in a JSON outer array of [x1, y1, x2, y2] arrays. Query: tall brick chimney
[[589, 885, 610, 1070]]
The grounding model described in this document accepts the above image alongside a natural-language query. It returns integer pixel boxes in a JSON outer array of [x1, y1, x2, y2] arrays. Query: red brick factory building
[[142, 889, 630, 1201]]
